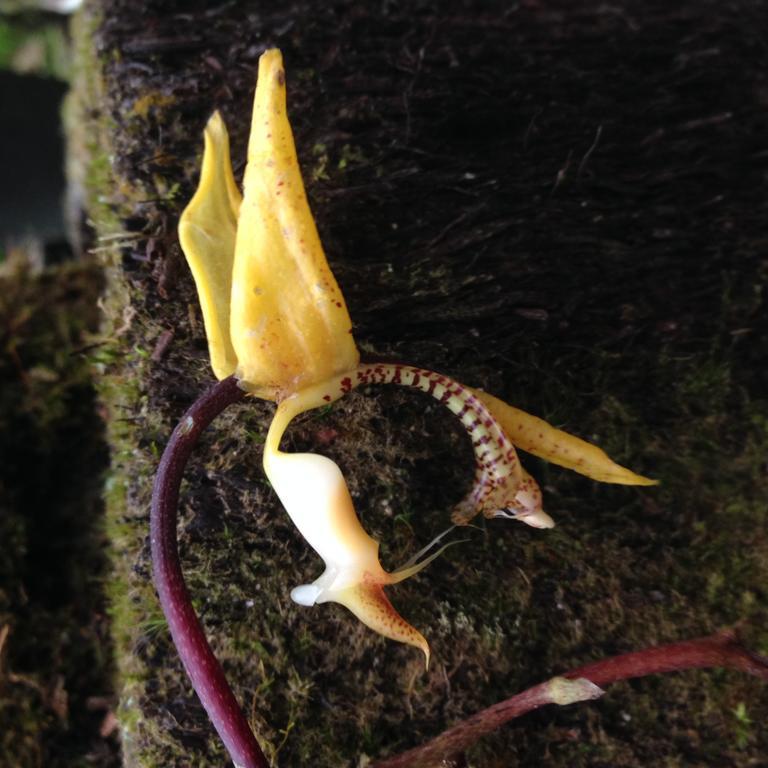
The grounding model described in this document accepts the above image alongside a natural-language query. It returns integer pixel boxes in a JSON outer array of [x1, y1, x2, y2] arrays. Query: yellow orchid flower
[[178, 48, 655, 664], [179, 49, 436, 661]]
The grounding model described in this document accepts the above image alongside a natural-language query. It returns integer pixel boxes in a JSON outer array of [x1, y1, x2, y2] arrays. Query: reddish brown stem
[[565, 629, 768, 686], [372, 629, 768, 768], [150, 376, 269, 768]]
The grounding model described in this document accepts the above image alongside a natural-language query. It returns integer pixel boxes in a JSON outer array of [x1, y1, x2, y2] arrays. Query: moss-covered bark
[[73, 0, 767, 765]]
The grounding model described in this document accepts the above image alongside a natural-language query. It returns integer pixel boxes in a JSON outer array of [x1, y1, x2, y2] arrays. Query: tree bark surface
[[75, 1, 768, 766]]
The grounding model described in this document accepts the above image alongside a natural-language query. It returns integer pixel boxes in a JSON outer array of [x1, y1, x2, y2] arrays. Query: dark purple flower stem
[[372, 629, 768, 768], [150, 375, 269, 768]]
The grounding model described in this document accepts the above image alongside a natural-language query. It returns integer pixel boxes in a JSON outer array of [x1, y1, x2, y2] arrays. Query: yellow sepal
[[473, 389, 657, 486], [230, 49, 359, 398], [178, 111, 242, 380]]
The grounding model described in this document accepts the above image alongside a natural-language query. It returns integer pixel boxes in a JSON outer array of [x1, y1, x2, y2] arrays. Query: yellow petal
[[331, 580, 430, 667], [178, 111, 242, 380], [230, 49, 359, 398], [472, 389, 657, 486]]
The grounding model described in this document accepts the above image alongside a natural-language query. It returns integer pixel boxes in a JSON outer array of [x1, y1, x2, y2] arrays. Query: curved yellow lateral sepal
[[230, 49, 359, 399], [178, 112, 242, 380], [472, 389, 657, 486]]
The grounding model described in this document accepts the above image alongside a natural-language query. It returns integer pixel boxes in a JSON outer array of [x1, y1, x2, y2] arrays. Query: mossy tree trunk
[[74, 1, 768, 765]]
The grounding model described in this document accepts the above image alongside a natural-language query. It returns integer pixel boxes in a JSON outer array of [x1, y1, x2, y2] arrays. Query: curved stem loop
[[150, 376, 268, 768]]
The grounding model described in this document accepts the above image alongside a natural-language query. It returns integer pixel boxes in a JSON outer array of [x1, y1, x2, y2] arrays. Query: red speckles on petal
[[339, 580, 428, 660]]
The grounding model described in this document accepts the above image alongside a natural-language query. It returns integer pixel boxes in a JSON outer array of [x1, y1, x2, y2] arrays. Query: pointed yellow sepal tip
[[178, 48, 359, 398], [472, 389, 658, 486], [334, 580, 430, 669], [178, 111, 241, 381]]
